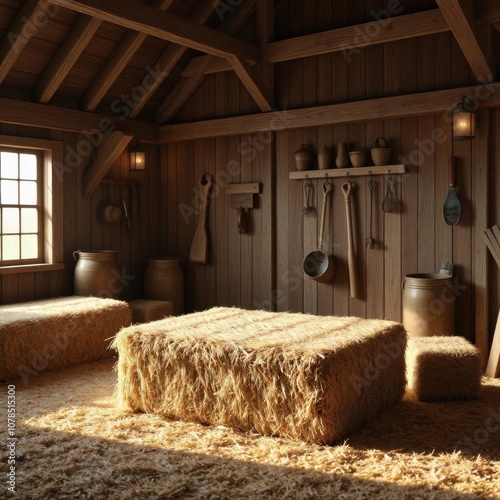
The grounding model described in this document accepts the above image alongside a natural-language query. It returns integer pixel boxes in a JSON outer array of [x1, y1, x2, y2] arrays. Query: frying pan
[[303, 181, 335, 283]]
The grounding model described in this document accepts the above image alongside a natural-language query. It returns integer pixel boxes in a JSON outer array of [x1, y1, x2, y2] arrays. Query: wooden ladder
[[482, 225, 500, 377]]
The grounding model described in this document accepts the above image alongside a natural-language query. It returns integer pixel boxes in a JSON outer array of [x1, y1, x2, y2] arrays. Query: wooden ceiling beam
[[82, 131, 133, 197], [128, 0, 216, 119], [48, 0, 258, 62], [0, 98, 158, 143], [34, 15, 102, 103], [158, 83, 500, 142], [229, 56, 274, 112], [182, 9, 449, 77], [0, 0, 53, 84], [82, 0, 174, 112], [154, 0, 256, 124], [436, 0, 495, 82], [182, 2, 500, 78]]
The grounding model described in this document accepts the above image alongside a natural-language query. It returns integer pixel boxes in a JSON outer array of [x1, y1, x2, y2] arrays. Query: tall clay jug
[[73, 250, 121, 299], [402, 273, 455, 338], [144, 258, 184, 315], [335, 143, 350, 168]]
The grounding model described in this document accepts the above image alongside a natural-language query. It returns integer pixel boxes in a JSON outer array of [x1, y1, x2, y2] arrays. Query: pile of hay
[[0, 296, 131, 381], [406, 336, 481, 401], [113, 307, 407, 444]]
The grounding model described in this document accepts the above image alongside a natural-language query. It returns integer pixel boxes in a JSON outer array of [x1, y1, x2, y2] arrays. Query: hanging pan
[[303, 180, 335, 283]]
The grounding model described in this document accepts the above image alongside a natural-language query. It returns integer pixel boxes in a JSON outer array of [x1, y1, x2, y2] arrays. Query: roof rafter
[[182, 8, 450, 77], [34, 15, 102, 103], [154, 0, 257, 124], [128, 0, 216, 119], [48, 0, 258, 61], [0, 0, 53, 84], [82, 0, 174, 112], [436, 0, 495, 81]]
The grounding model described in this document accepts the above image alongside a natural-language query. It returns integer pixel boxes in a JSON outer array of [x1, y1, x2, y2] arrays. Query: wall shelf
[[289, 164, 406, 180]]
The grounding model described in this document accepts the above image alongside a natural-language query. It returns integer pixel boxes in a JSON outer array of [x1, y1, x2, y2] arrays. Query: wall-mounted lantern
[[129, 141, 146, 171], [452, 96, 476, 141]]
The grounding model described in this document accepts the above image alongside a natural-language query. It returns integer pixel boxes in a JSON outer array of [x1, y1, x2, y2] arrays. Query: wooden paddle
[[189, 173, 213, 264]]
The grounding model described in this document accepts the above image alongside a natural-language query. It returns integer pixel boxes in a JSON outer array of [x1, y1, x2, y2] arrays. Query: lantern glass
[[129, 142, 146, 171], [452, 98, 476, 141]]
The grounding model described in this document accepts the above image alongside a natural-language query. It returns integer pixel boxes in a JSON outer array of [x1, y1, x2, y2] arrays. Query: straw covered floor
[[113, 307, 407, 444], [0, 296, 131, 381], [1, 359, 499, 499]]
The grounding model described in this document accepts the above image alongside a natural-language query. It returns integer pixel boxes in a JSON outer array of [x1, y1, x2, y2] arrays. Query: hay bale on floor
[[0, 296, 131, 381], [406, 336, 481, 401], [113, 307, 407, 445], [128, 299, 173, 323]]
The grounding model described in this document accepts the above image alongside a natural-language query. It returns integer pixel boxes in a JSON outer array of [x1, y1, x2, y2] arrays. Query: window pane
[[3, 234, 20, 260], [1, 180, 18, 204], [2, 207, 19, 234], [21, 208, 38, 233], [20, 181, 37, 205], [21, 234, 38, 259], [20, 154, 37, 180], [1, 152, 18, 179]]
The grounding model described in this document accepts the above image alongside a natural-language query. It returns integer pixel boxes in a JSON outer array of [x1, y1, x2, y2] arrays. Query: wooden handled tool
[[189, 173, 213, 264], [341, 182, 358, 299]]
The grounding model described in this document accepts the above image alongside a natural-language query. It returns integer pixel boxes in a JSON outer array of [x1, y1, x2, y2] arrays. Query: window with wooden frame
[[0, 136, 64, 274], [0, 148, 44, 264]]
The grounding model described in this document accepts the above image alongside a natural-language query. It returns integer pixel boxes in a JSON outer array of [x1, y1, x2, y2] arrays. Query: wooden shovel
[[341, 182, 359, 299], [189, 173, 213, 264], [443, 156, 461, 225]]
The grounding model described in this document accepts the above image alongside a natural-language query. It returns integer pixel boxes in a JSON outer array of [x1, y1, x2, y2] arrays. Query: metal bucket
[[402, 273, 456, 338], [73, 250, 121, 298]]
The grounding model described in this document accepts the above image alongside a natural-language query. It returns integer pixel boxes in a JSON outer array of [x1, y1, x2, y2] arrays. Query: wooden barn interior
[[1, 0, 500, 498]]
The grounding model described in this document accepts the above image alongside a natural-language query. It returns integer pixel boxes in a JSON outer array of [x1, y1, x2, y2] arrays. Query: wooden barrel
[[144, 258, 184, 315], [73, 250, 121, 299], [402, 273, 455, 338]]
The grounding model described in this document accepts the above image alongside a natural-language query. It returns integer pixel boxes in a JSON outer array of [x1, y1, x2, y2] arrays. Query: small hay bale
[[128, 299, 173, 323], [406, 336, 481, 401], [0, 296, 131, 381], [113, 307, 407, 445]]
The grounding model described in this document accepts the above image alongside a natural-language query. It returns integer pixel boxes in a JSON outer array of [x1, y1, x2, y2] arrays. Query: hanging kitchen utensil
[[443, 156, 461, 225], [303, 178, 314, 217], [303, 180, 335, 283], [341, 180, 359, 299], [382, 174, 396, 213], [366, 173, 375, 249], [99, 181, 122, 224], [189, 173, 213, 264]]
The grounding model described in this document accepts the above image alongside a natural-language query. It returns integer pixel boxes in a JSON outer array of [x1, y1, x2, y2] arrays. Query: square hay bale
[[0, 296, 131, 382], [113, 307, 407, 445], [406, 336, 481, 401], [128, 299, 173, 323]]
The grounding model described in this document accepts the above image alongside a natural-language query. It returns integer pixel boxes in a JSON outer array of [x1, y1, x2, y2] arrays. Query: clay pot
[[370, 137, 392, 166], [349, 149, 368, 168], [317, 146, 332, 170], [294, 144, 314, 171], [335, 143, 350, 168]]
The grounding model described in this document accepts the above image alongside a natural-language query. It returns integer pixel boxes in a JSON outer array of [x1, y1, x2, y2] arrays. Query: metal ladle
[[382, 174, 396, 213]]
